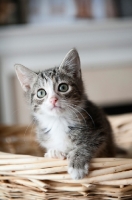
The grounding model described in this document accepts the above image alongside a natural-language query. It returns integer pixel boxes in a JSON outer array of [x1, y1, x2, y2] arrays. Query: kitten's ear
[[14, 64, 37, 92], [59, 48, 81, 78]]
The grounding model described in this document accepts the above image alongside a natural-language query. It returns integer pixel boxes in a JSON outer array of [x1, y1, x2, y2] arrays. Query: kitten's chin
[[51, 107, 65, 116], [46, 106, 65, 117]]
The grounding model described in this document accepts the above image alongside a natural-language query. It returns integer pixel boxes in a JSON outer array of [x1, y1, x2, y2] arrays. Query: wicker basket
[[0, 113, 132, 200]]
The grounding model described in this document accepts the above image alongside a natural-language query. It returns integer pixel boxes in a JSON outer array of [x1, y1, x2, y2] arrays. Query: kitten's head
[[15, 49, 85, 117]]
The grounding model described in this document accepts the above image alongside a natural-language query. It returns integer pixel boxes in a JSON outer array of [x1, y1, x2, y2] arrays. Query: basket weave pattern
[[0, 114, 132, 200]]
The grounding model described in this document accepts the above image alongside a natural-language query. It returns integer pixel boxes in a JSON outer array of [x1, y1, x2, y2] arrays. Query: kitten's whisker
[[66, 106, 81, 124], [29, 119, 36, 143], [74, 100, 89, 103], [59, 100, 80, 124], [60, 99, 95, 127], [62, 102, 86, 125], [70, 103, 95, 128], [24, 118, 35, 142], [11, 105, 30, 116], [68, 105, 87, 125], [59, 100, 82, 124]]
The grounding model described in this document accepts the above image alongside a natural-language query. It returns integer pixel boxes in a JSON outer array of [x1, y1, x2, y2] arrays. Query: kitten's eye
[[37, 89, 46, 98], [58, 83, 68, 92]]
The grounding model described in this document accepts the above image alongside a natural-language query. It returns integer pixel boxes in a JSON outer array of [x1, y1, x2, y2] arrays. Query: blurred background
[[0, 0, 132, 125]]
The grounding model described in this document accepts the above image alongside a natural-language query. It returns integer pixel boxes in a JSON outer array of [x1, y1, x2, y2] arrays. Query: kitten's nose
[[50, 97, 58, 106]]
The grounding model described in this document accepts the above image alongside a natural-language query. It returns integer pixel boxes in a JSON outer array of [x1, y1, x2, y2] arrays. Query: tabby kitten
[[15, 49, 115, 180]]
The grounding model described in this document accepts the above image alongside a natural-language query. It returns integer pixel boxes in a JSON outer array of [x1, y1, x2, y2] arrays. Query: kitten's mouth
[[51, 105, 64, 111]]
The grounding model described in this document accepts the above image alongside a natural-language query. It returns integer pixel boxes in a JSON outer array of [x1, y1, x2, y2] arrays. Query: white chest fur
[[35, 113, 73, 153]]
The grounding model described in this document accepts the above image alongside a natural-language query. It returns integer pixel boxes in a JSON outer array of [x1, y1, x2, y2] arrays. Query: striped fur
[[15, 48, 115, 180]]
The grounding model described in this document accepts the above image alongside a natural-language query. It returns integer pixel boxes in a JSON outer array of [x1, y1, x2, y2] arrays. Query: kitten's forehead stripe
[[40, 72, 44, 79], [39, 72, 47, 82], [55, 76, 59, 83]]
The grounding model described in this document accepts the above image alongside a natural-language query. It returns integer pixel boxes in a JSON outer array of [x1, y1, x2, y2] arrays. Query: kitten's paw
[[67, 151, 89, 179], [44, 149, 66, 159], [68, 163, 89, 180]]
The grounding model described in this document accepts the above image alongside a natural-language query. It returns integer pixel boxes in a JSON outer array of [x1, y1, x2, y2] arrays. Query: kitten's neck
[[34, 111, 74, 130]]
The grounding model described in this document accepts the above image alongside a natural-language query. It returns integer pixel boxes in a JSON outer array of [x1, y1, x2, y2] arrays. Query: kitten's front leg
[[45, 149, 66, 160], [67, 147, 90, 180]]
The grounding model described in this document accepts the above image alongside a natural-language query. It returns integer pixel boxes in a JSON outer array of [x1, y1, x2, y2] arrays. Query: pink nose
[[50, 97, 58, 105]]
